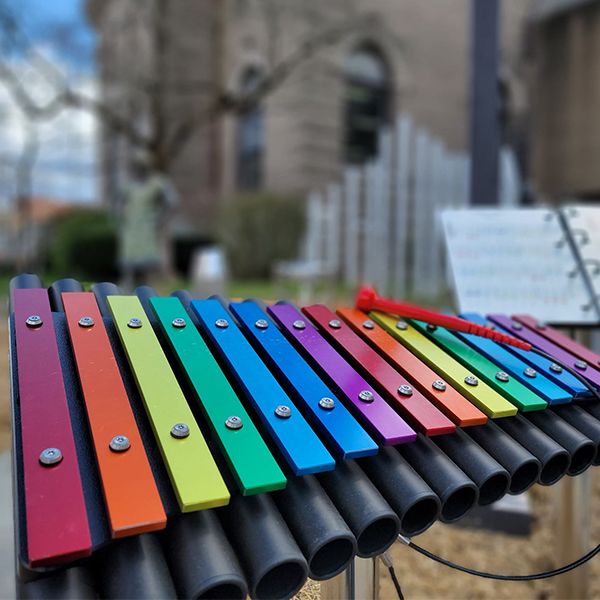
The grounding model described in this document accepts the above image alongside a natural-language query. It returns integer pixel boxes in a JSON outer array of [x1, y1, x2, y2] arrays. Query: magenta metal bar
[[488, 314, 600, 390], [13, 288, 91, 567]]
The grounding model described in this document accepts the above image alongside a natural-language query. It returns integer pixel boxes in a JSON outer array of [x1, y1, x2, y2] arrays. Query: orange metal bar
[[337, 308, 488, 427], [63, 292, 166, 537]]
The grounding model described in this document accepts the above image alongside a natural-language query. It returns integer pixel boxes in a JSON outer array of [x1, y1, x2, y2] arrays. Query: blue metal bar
[[190, 299, 335, 476], [452, 315, 572, 405], [462, 313, 588, 398], [230, 300, 378, 460]]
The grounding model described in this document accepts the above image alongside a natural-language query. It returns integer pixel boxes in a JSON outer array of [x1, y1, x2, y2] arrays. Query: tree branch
[[0, 3, 151, 147]]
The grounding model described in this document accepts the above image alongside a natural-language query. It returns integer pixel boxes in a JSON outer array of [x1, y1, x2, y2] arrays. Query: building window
[[236, 68, 264, 190], [344, 46, 391, 164]]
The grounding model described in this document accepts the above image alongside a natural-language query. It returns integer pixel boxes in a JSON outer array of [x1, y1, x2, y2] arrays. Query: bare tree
[[0, 0, 386, 271], [14, 121, 38, 270], [0, 0, 377, 176]]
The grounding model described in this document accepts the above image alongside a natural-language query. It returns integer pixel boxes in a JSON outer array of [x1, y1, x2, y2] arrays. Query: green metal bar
[[409, 319, 547, 412], [150, 296, 287, 495]]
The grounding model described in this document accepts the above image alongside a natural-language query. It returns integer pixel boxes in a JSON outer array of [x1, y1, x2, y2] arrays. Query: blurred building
[[529, 0, 600, 199], [87, 0, 531, 235]]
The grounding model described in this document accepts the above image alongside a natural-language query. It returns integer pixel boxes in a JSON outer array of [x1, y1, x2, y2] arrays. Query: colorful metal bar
[[448, 314, 571, 405], [410, 319, 547, 412], [268, 303, 417, 445], [63, 292, 166, 536], [107, 296, 230, 511], [13, 288, 91, 566], [190, 299, 335, 475], [370, 312, 517, 418], [488, 314, 600, 390], [303, 304, 455, 436], [337, 308, 487, 427], [230, 301, 378, 459], [463, 313, 589, 398], [514, 314, 600, 367], [149, 296, 286, 494]]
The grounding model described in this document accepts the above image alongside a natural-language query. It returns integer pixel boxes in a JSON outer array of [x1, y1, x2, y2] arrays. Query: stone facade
[[529, 0, 600, 198], [88, 0, 531, 235]]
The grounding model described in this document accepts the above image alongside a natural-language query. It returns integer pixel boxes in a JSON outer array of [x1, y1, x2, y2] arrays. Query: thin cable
[[388, 566, 405, 600], [394, 332, 600, 583], [399, 536, 600, 581], [380, 552, 405, 599]]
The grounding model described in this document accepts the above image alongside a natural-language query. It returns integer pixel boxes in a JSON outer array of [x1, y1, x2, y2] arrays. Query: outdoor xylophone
[[10, 274, 600, 600]]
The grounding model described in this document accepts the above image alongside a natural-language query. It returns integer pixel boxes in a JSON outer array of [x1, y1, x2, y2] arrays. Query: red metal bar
[[13, 288, 91, 567], [303, 304, 456, 435], [338, 308, 488, 427]]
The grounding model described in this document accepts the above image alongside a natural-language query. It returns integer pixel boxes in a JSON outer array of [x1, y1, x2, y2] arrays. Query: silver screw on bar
[[78, 316, 94, 328], [127, 317, 142, 329], [396, 321, 408, 331], [255, 319, 269, 330], [170, 423, 190, 438], [275, 405, 292, 419], [25, 315, 43, 328], [464, 375, 479, 386], [109, 435, 130, 452], [550, 363, 563, 374], [495, 371, 510, 383], [328, 319, 342, 329], [362, 320, 375, 330], [319, 397, 335, 410], [432, 379, 446, 391], [358, 390, 374, 403], [524, 367, 537, 378], [39, 447, 62, 466], [172, 317, 186, 328], [225, 416, 243, 430], [293, 320, 306, 330], [575, 360, 588, 371], [215, 318, 229, 329], [398, 384, 413, 397]]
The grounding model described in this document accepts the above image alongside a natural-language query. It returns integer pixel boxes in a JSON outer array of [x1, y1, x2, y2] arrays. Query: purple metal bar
[[488, 314, 600, 389], [268, 303, 416, 445]]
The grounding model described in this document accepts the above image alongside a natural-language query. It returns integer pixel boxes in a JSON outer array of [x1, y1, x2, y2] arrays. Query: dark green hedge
[[48, 208, 118, 280], [218, 193, 305, 278]]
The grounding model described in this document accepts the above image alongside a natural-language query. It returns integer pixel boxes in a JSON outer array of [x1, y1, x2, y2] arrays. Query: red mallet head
[[355, 285, 378, 312]]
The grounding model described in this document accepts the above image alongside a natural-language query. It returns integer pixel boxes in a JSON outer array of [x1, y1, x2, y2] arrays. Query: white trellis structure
[[285, 114, 475, 299], [278, 112, 521, 300]]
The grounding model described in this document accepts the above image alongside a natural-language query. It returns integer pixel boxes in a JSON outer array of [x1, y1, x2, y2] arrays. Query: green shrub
[[218, 193, 305, 278], [48, 208, 118, 280]]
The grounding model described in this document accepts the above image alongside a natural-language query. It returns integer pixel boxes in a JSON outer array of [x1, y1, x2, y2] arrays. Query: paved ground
[[0, 451, 15, 599]]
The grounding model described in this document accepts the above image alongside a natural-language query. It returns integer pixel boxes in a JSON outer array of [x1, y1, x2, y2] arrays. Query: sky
[[13, 0, 95, 73], [0, 0, 98, 206]]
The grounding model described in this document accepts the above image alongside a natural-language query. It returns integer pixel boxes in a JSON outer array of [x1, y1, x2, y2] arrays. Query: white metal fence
[[284, 113, 518, 299]]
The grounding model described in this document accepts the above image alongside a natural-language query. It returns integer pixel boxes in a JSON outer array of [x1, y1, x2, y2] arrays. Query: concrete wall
[[531, 2, 600, 198]]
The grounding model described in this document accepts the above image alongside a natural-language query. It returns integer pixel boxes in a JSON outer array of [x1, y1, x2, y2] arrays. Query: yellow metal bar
[[108, 296, 230, 511], [371, 312, 517, 418]]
